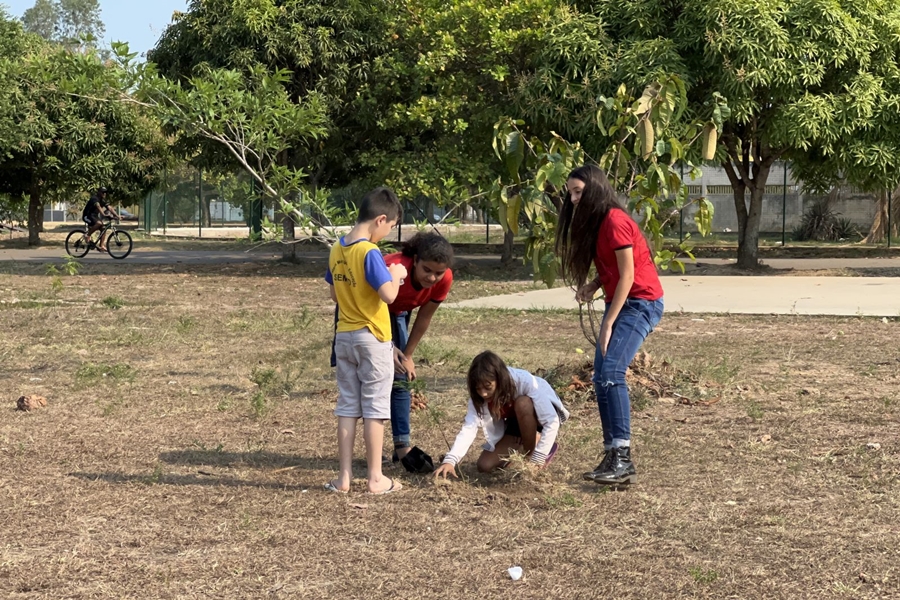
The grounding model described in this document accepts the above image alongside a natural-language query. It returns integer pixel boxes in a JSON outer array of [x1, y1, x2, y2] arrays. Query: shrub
[[793, 199, 857, 241]]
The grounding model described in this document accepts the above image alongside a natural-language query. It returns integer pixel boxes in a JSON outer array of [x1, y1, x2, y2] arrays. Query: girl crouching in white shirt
[[434, 351, 569, 479]]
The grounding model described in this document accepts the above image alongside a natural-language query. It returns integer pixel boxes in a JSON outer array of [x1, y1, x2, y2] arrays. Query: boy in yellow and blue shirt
[[324, 187, 407, 495]]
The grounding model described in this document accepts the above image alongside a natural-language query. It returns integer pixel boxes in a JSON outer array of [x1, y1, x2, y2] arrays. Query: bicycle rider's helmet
[[98, 186, 108, 194]]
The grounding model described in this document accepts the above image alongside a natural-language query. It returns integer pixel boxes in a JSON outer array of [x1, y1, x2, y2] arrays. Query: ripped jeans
[[593, 298, 664, 449]]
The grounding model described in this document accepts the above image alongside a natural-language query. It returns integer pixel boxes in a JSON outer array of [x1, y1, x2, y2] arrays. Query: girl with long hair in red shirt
[[556, 165, 664, 485]]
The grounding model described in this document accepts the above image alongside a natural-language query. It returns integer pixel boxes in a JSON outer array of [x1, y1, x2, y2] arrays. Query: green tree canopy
[[149, 0, 393, 187], [21, 0, 104, 49], [21, 0, 58, 40], [580, 0, 900, 267], [0, 15, 166, 244]]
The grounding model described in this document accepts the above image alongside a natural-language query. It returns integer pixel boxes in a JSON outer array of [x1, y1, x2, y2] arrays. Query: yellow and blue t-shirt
[[326, 237, 393, 342]]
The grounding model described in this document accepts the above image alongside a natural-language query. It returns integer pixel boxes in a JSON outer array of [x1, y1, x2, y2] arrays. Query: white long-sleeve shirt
[[442, 367, 570, 466]]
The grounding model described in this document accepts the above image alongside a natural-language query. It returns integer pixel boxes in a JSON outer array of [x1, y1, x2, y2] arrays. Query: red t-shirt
[[594, 208, 663, 301], [488, 398, 515, 420], [384, 253, 454, 314]]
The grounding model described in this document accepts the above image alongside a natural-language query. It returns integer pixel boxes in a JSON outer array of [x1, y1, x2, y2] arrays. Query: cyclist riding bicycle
[[82, 187, 119, 252]]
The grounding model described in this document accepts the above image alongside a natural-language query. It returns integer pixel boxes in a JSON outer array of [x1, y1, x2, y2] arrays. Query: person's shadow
[[69, 449, 345, 490]]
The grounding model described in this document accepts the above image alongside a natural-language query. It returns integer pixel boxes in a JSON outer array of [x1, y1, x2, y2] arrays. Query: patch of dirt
[[0, 266, 897, 599]]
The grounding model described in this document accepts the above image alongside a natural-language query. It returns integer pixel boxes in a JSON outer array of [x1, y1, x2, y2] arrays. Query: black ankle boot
[[582, 449, 614, 481], [585, 447, 636, 485]]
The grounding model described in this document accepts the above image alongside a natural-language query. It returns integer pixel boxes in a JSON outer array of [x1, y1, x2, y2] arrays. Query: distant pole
[[163, 165, 167, 236], [782, 162, 787, 246], [198, 168, 203, 239], [889, 188, 893, 249], [679, 162, 684, 244], [485, 208, 489, 244]]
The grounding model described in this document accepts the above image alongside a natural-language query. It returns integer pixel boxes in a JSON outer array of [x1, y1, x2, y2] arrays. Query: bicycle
[[65, 218, 133, 259]]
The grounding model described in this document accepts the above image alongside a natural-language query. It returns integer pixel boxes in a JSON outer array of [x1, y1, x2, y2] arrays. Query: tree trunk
[[202, 196, 212, 228], [27, 186, 43, 246], [732, 164, 772, 269], [282, 215, 298, 262], [736, 185, 765, 268], [501, 228, 515, 264], [862, 186, 900, 244]]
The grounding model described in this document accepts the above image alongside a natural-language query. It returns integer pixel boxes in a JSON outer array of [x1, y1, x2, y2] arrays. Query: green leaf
[[506, 194, 522, 235]]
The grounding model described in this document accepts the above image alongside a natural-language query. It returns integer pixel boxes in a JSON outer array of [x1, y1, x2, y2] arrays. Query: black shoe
[[584, 447, 636, 485], [582, 449, 614, 481]]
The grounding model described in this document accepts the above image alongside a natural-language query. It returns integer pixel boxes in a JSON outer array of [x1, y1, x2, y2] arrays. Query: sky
[[3, 0, 189, 57]]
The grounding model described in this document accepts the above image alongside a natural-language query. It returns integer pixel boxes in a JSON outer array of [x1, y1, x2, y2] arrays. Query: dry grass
[[0, 261, 898, 599]]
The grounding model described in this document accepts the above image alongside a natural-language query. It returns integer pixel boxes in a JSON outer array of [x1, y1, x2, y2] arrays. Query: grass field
[[0, 260, 897, 599]]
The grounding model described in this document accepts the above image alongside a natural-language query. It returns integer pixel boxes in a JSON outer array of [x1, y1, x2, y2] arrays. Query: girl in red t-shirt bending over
[[384, 232, 454, 473], [555, 165, 664, 485]]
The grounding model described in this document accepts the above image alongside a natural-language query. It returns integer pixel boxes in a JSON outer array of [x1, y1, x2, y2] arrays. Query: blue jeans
[[593, 298, 664, 449], [390, 311, 412, 449]]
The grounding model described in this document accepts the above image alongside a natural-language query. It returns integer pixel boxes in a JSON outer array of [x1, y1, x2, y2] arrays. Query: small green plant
[[63, 255, 82, 276], [546, 491, 583, 508], [102, 296, 125, 310], [143, 463, 165, 485], [45, 263, 64, 292], [289, 307, 314, 331], [249, 390, 270, 420], [75, 363, 135, 387], [689, 567, 719, 585], [705, 357, 739, 385], [250, 365, 298, 396], [832, 582, 862, 595], [424, 398, 454, 455], [396, 377, 427, 396], [176, 314, 197, 334], [247, 365, 298, 419], [191, 440, 225, 453], [631, 386, 652, 412], [746, 401, 764, 420], [45, 257, 82, 293], [217, 396, 234, 412], [250, 366, 278, 392]]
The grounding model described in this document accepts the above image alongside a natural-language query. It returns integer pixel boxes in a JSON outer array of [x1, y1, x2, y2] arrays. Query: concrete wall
[[678, 165, 877, 234]]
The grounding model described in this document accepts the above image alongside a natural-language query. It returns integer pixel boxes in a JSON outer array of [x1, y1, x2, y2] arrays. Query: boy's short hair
[[357, 187, 402, 224]]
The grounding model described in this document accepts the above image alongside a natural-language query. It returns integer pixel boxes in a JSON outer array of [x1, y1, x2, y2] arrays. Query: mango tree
[[584, 0, 900, 266], [0, 16, 166, 245], [492, 75, 721, 287]]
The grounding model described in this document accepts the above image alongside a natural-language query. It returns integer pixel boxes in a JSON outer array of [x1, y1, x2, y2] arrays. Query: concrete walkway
[[2, 247, 898, 316], [452, 276, 900, 317]]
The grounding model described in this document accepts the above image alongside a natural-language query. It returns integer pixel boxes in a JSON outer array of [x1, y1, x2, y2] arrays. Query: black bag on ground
[[400, 446, 434, 474]]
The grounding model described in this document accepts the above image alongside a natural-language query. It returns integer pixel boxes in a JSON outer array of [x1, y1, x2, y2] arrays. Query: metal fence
[[140, 168, 271, 237], [129, 164, 893, 246]]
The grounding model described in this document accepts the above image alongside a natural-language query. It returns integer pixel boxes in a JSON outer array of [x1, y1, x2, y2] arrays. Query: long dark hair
[[467, 351, 516, 420], [401, 231, 454, 266], [555, 165, 624, 288]]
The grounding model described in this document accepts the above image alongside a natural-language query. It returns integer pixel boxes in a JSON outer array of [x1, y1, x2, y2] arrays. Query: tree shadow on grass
[[157, 449, 338, 471]]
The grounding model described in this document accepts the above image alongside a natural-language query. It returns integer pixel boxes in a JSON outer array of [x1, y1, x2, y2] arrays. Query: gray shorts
[[334, 328, 393, 420]]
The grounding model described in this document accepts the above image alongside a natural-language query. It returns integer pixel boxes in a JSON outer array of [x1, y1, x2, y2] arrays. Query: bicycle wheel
[[106, 230, 133, 259], [65, 230, 91, 258]]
